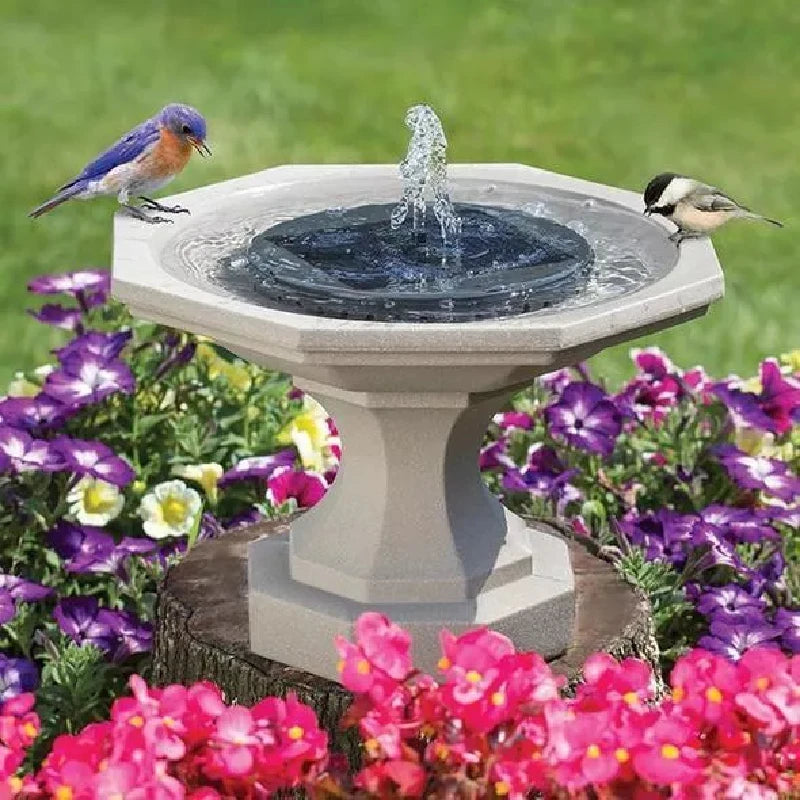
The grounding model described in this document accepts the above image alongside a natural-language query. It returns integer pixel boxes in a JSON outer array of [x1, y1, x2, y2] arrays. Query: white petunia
[[67, 476, 124, 526], [138, 480, 202, 540]]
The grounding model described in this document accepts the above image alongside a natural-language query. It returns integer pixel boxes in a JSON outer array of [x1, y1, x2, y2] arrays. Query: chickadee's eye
[[181, 124, 192, 134]]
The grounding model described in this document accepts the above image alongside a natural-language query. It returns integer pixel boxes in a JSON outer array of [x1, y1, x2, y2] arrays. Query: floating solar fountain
[[113, 106, 724, 678]]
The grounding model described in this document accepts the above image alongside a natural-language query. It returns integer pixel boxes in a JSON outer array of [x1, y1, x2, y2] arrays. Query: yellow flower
[[196, 343, 252, 391], [277, 397, 336, 472], [780, 349, 800, 374], [67, 477, 124, 526], [6, 371, 39, 397], [172, 463, 223, 503], [740, 376, 761, 394], [138, 480, 202, 540], [733, 426, 794, 461]]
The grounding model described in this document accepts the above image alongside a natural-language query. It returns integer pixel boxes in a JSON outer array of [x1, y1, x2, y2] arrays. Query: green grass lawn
[[1, 0, 798, 386]]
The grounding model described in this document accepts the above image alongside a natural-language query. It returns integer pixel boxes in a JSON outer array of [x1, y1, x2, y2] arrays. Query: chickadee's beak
[[644, 206, 653, 216], [189, 137, 212, 157]]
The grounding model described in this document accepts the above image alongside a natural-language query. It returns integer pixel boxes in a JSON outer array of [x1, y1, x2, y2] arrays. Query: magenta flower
[[713, 358, 800, 435], [492, 411, 534, 432], [545, 382, 623, 456], [44, 353, 134, 408], [28, 269, 110, 296], [54, 330, 131, 362], [0, 395, 68, 430], [714, 445, 800, 502], [27, 304, 83, 331], [267, 466, 327, 509], [54, 437, 135, 486], [0, 425, 64, 472], [218, 450, 296, 487]]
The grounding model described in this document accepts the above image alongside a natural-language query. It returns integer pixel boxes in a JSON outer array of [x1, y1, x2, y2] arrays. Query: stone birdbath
[[112, 162, 723, 685]]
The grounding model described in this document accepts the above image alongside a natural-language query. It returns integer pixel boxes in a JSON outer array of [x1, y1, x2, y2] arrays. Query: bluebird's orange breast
[[143, 127, 193, 179]]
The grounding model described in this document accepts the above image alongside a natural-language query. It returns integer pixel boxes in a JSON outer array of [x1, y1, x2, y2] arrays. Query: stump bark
[[151, 519, 659, 760]]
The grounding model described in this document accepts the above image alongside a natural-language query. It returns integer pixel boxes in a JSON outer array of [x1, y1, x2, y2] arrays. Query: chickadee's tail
[[29, 184, 82, 219], [742, 210, 783, 228]]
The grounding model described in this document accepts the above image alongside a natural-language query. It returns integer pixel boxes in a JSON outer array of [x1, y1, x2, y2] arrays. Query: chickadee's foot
[[122, 204, 175, 225], [139, 196, 191, 215]]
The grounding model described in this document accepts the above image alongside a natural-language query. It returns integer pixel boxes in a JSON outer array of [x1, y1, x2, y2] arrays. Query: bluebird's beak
[[190, 137, 212, 157]]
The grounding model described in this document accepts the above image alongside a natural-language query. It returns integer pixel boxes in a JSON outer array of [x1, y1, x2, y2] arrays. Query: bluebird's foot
[[139, 196, 191, 215], [122, 204, 174, 225]]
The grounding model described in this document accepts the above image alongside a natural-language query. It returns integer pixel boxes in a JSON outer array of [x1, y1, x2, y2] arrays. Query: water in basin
[[180, 104, 660, 323]]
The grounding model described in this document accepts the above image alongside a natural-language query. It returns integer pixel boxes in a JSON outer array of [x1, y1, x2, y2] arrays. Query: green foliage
[[27, 641, 128, 765]]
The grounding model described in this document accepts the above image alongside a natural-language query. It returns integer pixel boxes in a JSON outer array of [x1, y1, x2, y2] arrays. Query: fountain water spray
[[391, 104, 462, 247]]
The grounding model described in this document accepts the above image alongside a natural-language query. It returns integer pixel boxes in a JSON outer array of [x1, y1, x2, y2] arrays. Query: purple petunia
[[0, 655, 38, 701], [53, 597, 118, 653], [48, 522, 155, 574], [537, 368, 574, 396], [714, 445, 800, 502], [0, 395, 68, 431], [48, 522, 119, 574], [713, 358, 800, 435], [618, 508, 697, 566], [698, 616, 782, 661], [692, 584, 767, 622], [0, 573, 52, 625], [218, 450, 297, 487], [266, 466, 327, 509], [54, 437, 135, 486], [28, 269, 110, 297], [54, 330, 131, 363], [27, 304, 84, 331], [774, 608, 800, 653], [699, 505, 779, 544], [0, 425, 64, 472], [478, 439, 514, 472], [104, 609, 153, 662], [44, 353, 135, 408], [545, 382, 623, 456], [502, 443, 577, 499]]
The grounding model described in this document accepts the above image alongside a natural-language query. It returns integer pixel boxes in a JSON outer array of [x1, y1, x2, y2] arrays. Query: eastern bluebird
[[30, 103, 211, 224]]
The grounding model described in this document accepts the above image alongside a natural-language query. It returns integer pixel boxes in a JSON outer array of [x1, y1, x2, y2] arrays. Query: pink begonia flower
[[355, 612, 413, 681], [214, 706, 258, 775], [356, 760, 427, 796]]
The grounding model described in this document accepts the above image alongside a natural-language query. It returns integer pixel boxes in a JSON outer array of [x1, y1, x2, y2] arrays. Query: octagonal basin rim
[[112, 163, 724, 359]]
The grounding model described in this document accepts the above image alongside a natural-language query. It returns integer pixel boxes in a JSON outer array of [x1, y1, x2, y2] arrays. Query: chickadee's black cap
[[643, 172, 682, 208]]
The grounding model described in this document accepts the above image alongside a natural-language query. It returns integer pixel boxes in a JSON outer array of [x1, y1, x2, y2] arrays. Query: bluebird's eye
[[181, 124, 192, 134]]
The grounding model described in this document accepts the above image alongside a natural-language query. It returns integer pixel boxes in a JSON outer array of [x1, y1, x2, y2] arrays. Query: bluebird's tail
[[29, 184, 83, 218]]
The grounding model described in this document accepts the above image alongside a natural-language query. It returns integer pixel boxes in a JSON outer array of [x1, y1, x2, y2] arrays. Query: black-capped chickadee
[[643, 173, 783, 244]]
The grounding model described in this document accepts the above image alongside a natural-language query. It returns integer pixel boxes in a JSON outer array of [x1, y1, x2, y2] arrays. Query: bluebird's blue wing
[[60, 116, 161, 190]]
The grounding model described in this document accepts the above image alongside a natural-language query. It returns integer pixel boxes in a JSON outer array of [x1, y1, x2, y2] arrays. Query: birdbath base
[[249, 379, 574, 679]]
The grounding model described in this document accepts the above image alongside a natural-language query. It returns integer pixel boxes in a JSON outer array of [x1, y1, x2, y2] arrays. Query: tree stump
[[151, 519, 659, 762]]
